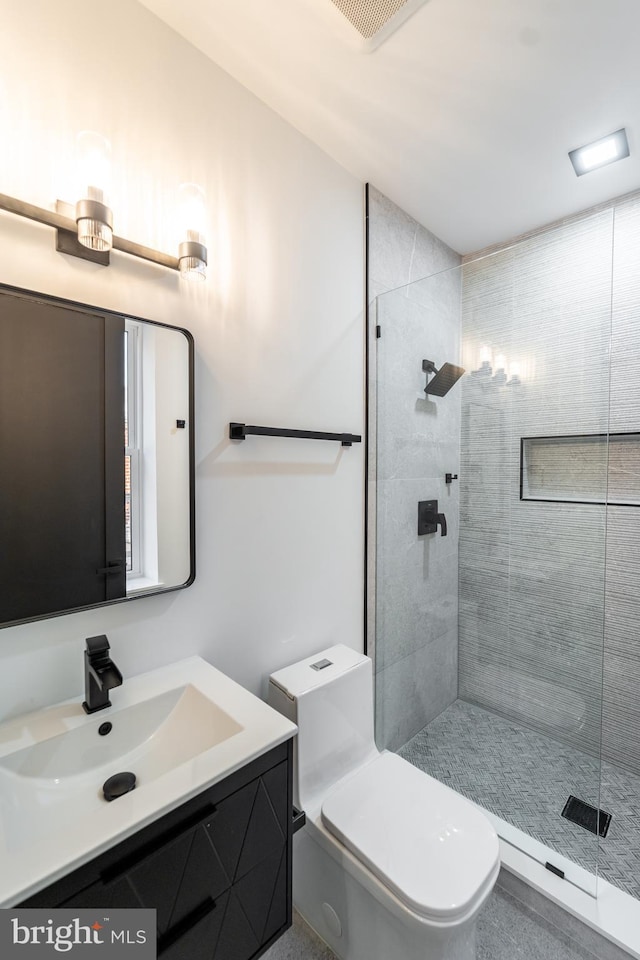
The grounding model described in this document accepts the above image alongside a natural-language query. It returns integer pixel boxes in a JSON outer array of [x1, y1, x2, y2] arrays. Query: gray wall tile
[[458, 203, 640, 774], [375, 630, 458, 753]]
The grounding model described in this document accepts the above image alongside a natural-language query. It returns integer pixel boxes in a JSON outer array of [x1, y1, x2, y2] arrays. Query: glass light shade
[[178, 184, 207, 280], [178, 183, 206, 240], [179, 234, 207, 281], [179, 255, 207, 281], [75, 197, 113, 252], [75, 132, 113, 251], [77, 216, 113, 252], [76, 131, 112, 205]]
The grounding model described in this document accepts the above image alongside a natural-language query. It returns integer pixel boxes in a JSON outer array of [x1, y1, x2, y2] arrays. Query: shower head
[[422, 359, 465, 397]]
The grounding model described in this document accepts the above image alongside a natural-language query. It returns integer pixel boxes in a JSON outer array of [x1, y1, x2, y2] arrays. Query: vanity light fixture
[[568, 128, 630, 176], [0, 135, 208, 280]]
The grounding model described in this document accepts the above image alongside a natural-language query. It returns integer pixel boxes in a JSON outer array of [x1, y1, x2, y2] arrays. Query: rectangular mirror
[[0, 284, 195, 628]]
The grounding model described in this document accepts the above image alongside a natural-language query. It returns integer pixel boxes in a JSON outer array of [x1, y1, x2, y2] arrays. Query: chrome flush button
[[311, 659, 333, 671]]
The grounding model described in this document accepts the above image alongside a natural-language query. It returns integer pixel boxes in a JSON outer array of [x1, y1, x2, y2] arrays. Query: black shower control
[[445, 473, 458, 484], [418, 500, 448, 537]]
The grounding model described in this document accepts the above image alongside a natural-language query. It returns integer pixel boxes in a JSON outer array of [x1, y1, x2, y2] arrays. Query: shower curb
[[498, 849, 638, 959]]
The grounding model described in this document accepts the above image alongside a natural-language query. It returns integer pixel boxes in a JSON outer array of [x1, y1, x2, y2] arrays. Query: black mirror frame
[[0, 282, 196, 630]]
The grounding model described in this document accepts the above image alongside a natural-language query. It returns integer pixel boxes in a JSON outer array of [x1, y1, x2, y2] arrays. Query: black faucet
[[82, 635, 123, 714]]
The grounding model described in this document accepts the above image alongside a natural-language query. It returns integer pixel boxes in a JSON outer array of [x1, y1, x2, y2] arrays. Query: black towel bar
[[230, 423, 361, 447]]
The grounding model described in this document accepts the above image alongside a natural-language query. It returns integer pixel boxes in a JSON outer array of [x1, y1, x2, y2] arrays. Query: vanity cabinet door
[[59, 827, 198, 926], [61, 875, 141, 911], [159, 762, 289, 960], [18, 742, 292, 960], [132, 818, 226, 936], [159, 892, 228, 960]]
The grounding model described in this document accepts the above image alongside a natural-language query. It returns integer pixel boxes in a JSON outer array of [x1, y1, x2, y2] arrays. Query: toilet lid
[[321, 752, 499, 922]]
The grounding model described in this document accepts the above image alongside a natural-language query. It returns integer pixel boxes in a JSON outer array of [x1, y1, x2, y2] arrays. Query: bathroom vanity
[[0, 657, 297, 960], [19, 743, 291, 959]]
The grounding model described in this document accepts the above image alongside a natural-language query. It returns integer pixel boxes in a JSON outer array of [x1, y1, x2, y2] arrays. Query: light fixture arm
[[112, 233, 178, 269], [0, 191, 72, 233], [0, 191, 180, 271]]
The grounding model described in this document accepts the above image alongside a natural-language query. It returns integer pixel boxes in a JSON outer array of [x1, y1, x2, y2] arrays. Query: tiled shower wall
[[367, 185, 462, 751], [458, 194, 640, 774]]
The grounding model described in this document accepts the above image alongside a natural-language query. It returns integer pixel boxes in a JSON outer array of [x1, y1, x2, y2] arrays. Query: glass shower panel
[[598, 198, 640, 904], [374, 209, 613, 897], [374, 268, 462, 757]]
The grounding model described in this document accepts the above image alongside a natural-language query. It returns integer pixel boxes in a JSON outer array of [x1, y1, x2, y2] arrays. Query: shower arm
[[422, 359, 438, 393]]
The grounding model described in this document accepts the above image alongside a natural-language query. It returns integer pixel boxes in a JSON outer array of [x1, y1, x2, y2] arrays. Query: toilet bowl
[[268, 644, 500, 960]]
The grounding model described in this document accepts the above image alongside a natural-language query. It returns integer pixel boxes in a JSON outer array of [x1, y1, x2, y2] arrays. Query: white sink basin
[[0, 684, 242, 783], [0, 656, 296, 907]]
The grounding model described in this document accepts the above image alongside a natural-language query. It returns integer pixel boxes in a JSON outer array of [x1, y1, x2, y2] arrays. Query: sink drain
[[103, 771, 136, 802]]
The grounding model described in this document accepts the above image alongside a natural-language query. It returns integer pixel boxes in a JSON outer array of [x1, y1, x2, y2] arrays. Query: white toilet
[[268, 644, 500, 960]]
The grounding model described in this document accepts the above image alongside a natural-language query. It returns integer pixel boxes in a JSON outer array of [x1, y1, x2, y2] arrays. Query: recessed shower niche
[[521, 432, 640, 505]]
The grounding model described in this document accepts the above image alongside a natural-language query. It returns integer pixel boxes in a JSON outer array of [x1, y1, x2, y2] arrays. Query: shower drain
[[561, 795, 611, 838]]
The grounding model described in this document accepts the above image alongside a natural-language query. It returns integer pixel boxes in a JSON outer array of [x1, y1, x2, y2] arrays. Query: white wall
[[0, 0, 364, 720]]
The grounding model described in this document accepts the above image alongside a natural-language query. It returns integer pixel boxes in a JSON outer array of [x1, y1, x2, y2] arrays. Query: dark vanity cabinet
[[19, 741, 293, 960]]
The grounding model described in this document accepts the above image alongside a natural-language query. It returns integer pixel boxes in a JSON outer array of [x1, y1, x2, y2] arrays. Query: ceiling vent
[[329, 0, 430, 52]]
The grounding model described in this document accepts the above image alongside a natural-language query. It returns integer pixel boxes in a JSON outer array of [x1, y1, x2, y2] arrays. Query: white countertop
[[0, 656, 296, 906]]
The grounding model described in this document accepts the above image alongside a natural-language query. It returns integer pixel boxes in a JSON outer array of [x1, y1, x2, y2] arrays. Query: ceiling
[[138, 0, 640, 254]]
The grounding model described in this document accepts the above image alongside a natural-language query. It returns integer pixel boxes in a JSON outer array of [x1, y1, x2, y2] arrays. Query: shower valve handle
[[418, 500, 448, 537]]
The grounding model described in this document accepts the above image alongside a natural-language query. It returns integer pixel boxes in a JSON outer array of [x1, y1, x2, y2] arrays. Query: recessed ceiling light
[[569, 129, 630, 177]]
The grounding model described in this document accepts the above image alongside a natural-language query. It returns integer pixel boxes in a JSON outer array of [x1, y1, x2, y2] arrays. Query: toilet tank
[[268, 645, 379, 813]]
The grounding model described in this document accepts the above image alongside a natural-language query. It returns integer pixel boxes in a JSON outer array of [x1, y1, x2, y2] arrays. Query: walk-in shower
[[371, 193, 640, 947]]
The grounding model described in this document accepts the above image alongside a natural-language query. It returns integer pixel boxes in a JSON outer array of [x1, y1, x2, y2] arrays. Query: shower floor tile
[[398, 699, 640, 902]]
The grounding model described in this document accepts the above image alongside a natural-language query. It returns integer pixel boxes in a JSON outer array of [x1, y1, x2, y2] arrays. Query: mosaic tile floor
[[398, 699, 640, 901]]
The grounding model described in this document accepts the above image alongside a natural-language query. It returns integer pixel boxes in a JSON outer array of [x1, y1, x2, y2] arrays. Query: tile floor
[[399, 699, 640, 900], [264, 885, 615, 960]]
